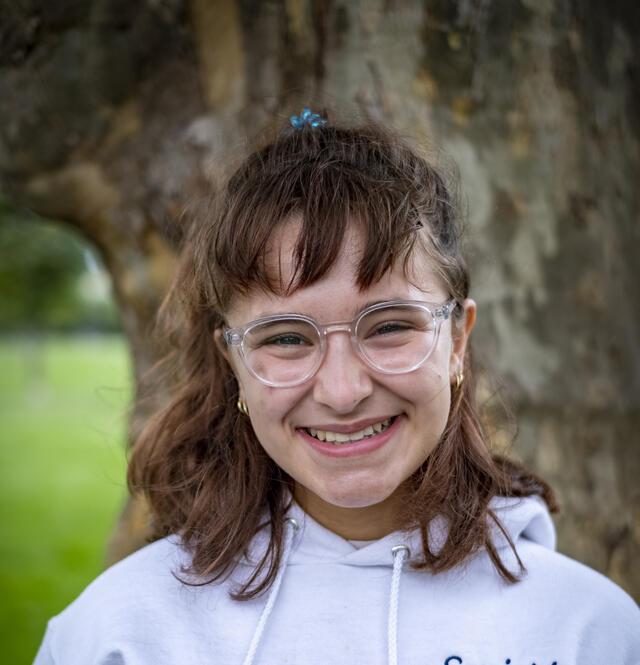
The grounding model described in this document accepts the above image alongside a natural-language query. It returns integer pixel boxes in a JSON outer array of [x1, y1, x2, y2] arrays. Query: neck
[[293, 485, 403, 540]]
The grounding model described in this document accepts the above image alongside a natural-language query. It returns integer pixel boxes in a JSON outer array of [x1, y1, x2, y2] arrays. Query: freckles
[[258, 386, 305, 425], [410, 365, 451, 410], [426, 358, 451, 387], [414, 362, 448, 392]]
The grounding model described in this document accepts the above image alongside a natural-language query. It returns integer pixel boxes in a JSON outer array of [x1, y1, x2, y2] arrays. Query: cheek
[[389, 355, 450, 405], [244, 384, 302, 437]]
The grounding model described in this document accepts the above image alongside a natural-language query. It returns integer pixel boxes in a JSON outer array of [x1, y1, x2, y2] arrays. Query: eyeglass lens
[[242, 304, 438, 386]]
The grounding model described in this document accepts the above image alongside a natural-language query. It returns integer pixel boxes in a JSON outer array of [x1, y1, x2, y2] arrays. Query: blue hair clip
[[290, 107, 327, 129]]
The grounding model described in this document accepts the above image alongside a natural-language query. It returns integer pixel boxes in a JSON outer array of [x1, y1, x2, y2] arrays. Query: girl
[[35, 109, 640, 665]]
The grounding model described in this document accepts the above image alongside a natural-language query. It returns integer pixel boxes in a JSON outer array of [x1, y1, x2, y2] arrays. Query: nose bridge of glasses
[[315, 320, 370, 387], [321, 321, 354, 337], [319, 321, 363, 365]]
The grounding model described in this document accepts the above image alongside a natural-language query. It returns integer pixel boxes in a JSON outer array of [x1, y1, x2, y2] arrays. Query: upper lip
[[298, 414, 400, 434]]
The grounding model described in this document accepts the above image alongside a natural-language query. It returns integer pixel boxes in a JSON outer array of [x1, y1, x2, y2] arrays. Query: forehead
[[226, 220, 447, 323]]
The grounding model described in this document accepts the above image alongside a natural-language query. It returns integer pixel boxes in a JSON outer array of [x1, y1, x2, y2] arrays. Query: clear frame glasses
[[223, 298, 458, 388]]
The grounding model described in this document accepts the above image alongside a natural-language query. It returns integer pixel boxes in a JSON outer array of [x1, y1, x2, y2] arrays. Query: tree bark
[[1, 0, 638, 597]]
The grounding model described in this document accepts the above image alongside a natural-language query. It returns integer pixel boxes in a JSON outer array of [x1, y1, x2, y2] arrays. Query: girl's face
[[222, 223, 476, 535]]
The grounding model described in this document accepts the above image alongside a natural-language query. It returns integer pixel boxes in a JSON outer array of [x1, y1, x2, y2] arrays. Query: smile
[[304, 416, 397, 445]]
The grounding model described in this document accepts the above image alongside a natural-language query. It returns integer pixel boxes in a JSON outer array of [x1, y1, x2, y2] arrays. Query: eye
[[262, 334, 312, 346], [371, 322, 409, 336]]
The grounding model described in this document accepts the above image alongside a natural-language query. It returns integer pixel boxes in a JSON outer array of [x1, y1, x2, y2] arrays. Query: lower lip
[[297, 415, 403, 458]]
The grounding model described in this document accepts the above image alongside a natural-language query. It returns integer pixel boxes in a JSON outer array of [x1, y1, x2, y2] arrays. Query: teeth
[[305, 417, 393, 444]]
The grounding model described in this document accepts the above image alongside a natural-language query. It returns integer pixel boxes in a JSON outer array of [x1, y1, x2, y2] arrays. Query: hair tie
[[290, 107, 327, 129]]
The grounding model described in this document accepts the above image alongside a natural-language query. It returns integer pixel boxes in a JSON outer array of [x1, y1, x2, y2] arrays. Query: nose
[[312, 332, 374, 413]]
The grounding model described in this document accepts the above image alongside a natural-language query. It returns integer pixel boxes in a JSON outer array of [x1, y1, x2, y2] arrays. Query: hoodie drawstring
[[388, 545, 410, 665], [243, 522, 409, 665], [242, 517, 299, 665]]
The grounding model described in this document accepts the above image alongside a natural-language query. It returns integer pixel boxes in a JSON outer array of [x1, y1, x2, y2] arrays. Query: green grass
[[0, 334, 131, 664]]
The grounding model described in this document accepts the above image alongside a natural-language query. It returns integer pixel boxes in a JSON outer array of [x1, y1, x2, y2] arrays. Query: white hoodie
[[34, 495, 640, 665]]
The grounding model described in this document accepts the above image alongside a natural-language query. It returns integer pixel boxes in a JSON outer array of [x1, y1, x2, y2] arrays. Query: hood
[[283, 493, 556, 568], [238, 494, 556, 665]]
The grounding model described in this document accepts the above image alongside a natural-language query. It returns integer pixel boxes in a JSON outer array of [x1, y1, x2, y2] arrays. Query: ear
[[449, 298, 477, 382]]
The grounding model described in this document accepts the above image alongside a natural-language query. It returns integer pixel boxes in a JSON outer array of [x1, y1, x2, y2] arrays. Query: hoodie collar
[[239, 494, 556, 665], [280, 493, 556, 567]]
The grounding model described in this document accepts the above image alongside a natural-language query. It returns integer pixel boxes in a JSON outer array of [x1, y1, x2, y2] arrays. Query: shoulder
[[518, 538, 637, 608], [49, 535, 191, 625], [36, 536, 228, 665], [513, 540, 640, 661], [62, 535, 190, 606]]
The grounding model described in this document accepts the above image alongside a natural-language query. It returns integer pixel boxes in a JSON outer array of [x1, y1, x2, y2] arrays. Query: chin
[[317, 478, 399, 510]]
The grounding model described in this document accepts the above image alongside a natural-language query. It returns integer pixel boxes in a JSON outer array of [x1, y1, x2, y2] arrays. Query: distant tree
[[0, 203, 118, 331]]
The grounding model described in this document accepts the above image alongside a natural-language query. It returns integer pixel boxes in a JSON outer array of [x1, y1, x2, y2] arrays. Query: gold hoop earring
[[455, 372, 464, 391], [237, 398, 249, 416]]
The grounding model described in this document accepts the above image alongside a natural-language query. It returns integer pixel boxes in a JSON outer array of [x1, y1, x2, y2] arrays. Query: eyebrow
[[254, 295, 440, 320]]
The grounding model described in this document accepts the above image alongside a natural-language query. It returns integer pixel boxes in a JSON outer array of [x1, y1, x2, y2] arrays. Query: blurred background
[[1, 1, 639, 662], [0, 205, 130, 662]]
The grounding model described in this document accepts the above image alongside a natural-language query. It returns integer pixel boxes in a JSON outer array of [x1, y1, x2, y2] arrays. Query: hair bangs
[[212, 156, 425, 309]]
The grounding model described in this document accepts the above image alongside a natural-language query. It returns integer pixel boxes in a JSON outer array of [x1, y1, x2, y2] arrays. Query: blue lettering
[[440, 654, 558, 665]]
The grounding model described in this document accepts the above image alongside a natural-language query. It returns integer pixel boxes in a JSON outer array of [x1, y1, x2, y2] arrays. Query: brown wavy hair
[[127, 113, 558, 600]]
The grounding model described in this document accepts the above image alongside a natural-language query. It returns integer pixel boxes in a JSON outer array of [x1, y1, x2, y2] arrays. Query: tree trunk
[[1, 0, 638, 597]]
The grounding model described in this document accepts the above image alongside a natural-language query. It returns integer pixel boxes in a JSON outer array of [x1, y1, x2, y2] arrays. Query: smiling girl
[[34, 109, 640, 665]]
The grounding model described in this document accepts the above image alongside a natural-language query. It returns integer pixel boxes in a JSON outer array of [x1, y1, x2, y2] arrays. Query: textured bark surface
[[1, 0, 638, 597]]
